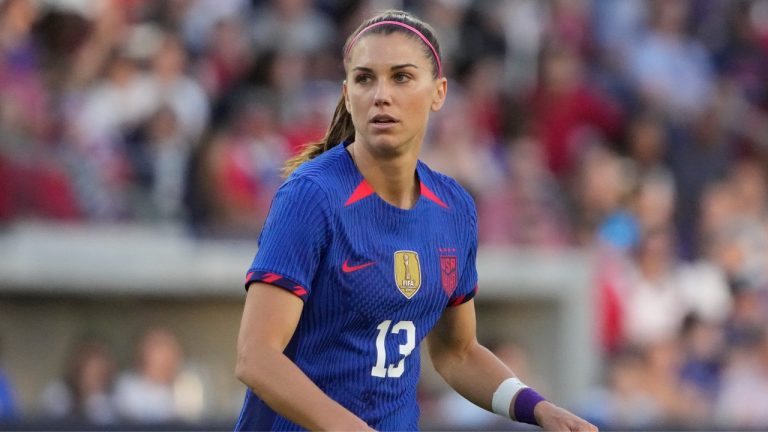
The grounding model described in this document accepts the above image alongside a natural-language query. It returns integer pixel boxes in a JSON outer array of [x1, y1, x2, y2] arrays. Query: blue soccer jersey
[[235, 143, 478, 431]]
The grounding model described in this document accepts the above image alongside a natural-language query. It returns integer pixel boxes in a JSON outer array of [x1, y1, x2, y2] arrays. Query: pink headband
[[344, 20, 443, 78]]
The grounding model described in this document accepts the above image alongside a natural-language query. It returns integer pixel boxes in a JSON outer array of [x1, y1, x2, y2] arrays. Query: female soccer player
[[234, 9, 596, 432]]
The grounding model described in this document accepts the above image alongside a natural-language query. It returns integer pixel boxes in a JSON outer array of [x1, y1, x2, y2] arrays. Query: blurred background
[[1, 0, 768, 430]]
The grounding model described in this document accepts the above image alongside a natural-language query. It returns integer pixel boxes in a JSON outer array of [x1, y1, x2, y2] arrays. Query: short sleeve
[[245, 177, 331, 301], [448, 205, 478, 307]]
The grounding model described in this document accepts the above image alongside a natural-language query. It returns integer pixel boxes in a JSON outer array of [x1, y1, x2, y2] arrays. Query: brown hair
[[281, 9, 442, 177]]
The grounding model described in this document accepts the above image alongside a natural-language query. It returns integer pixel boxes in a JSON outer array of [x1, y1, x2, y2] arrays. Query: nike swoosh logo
[[342, 260, 376, 273]]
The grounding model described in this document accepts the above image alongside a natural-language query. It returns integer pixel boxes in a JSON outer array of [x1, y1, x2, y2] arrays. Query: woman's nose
[[373, 81, 392, 106]]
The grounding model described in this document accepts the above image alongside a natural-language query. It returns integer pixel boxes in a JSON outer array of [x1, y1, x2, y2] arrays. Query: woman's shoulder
[[417, 160, 476, 216], [289, 145, 349, 182], [280, 145, 353, 205]]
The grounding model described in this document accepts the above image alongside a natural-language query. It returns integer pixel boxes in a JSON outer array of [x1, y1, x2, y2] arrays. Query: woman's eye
[[355, 74, 372, 84], [394, 72, 410, 83]]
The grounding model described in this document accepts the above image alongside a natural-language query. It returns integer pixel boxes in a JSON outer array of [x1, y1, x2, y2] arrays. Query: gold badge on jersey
[[394, 250, 421, 299]]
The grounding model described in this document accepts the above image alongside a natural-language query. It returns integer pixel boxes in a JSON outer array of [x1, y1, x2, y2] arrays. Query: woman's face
[[344, 32, 446, 158]]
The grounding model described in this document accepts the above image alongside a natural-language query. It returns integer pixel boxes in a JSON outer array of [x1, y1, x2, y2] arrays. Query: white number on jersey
[[371, 320, 416, 378]]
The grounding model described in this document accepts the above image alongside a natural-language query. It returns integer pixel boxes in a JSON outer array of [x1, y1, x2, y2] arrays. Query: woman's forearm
[[430, 340, 514, 413], [236, 344, 370, 431]]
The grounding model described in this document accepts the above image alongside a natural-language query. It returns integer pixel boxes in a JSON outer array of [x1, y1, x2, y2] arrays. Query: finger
[[576, 420, 598, 432]]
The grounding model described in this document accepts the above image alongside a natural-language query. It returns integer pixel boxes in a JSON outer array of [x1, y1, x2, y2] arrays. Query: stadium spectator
[[496, 0, 548, 95], [460, 57, 507, 147], [548, 0, 593, 55], [250, 0, 335, 56], [194, 94, 288, 237], [571, 143, 638, 250], [624, 110, 670, 183], [631, 170, 675, 237], [641, 339, 709, 427], [176, 0, 251, 55], [74, 50, 155, 147], [713, 1, 768, 109], [679, 314, 726, 408], [0, 0, 80, 221], [592, 0, 647, 66], [621, 228, 690, 347], [452, 1, 508, 81], [726, 160, 768, 283], [196, 17, 254, 102], [114, 327, 205, 424], [478, 133, 571, 248], [0, 0, 48, 136], [628, 0, 716, 119], [0, 153, 13, 223], [527, 39, 623, 179], [146, 33, 209, 141], [716, 326, 768, 428], [281, 82, 341, 155], [40, 338, 117, 425], [0, 335, 18, 423], [724, 287, 767, 349], [578, 346, 663, 429], [126, 105, 194, 221], [667, 100, 736, 260]]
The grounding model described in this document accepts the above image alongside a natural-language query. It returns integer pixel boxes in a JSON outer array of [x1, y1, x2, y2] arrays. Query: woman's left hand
[[534, 401, 598, 432]]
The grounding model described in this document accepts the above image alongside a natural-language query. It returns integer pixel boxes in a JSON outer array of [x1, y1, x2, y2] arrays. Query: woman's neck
[[348, 141, 420, 209]]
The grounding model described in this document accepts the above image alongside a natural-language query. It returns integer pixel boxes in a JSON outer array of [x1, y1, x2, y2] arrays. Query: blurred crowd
[[39, 328, 206, 427], [3, 0, 768, 429], [0, 327, 208, 427]]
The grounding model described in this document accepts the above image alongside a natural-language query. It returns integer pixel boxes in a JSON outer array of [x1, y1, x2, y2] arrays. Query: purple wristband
[[514, 387, 546, 425]]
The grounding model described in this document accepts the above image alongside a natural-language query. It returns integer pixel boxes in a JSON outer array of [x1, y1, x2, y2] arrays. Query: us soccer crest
[[394, 250, 421, 299], [440, 255, 458, 296]]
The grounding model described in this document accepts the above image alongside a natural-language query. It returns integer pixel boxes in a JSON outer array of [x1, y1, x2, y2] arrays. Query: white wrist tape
[[491, 377, 528, 418]]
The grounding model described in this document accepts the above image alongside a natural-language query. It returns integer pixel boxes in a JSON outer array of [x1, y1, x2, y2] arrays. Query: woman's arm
[[235, 282, 372, 431], [426, 299, 596, 431]]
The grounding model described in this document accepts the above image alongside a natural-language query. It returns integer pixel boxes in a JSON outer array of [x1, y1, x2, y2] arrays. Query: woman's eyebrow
[[352, 63, 419, 73]]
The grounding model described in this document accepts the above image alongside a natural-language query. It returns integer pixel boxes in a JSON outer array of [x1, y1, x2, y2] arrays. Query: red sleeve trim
[[245, 270, 309, 301], [448, 284, 477, 307]]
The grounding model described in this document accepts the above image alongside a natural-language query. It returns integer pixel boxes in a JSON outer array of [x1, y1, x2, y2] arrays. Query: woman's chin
[[361, 135, 414, 159]]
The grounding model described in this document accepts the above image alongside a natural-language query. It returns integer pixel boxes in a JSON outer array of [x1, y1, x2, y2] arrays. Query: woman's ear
[[343, 80, 351, 112], [431, 77, 448, 112]]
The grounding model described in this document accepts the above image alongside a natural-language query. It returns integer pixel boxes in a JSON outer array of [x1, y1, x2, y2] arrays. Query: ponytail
[[282, 94, 355, 177]]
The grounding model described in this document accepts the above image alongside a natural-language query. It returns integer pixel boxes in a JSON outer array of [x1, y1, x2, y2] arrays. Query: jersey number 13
[[371, 320, 416, 378]]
